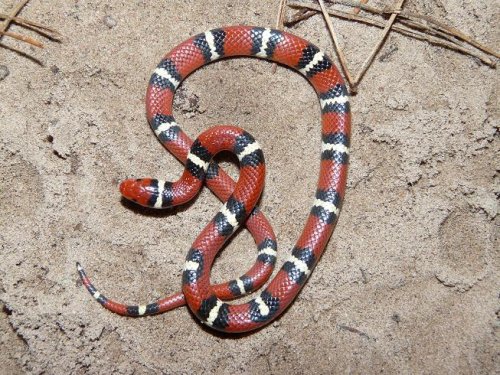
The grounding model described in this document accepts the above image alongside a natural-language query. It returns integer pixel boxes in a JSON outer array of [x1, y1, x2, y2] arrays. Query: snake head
[[119, 178, 171, 208]]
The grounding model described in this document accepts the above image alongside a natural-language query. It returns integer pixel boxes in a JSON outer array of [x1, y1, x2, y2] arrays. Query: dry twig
[[325, 0, 499, 59], [0, 13, 62, 41], [394, 12, 499, 59], [287, 1, 497, 67], [0, 29, 43, 47], [271, 0, 289, 73], [317, 0, 355, 88], [0, 0, 61, 53], [353, 0, 405, 85], [0, 0, 31, 34]]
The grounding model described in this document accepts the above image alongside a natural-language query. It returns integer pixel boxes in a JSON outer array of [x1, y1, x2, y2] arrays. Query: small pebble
[[0, 65, 10, 81], [391, 313, 401, 323], [103, 15, 117, 29]]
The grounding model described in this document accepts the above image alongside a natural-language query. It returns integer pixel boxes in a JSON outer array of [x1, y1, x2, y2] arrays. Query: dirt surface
[[0, 0, 498, 373]]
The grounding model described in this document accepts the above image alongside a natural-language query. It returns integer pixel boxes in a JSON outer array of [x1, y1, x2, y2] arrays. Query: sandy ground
[[0, 0, 498, 373]]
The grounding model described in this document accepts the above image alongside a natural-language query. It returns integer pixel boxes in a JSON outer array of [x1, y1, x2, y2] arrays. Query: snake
[[77, 26, 351, 333]]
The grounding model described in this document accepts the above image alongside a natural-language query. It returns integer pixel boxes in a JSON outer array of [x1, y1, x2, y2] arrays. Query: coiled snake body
[[78, 26, 351, 333]]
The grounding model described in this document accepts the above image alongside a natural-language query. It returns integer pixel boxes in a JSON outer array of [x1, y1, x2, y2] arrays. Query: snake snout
[[119, 178, 149, 202]]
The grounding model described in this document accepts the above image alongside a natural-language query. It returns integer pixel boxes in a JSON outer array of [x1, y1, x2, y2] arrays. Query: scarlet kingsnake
[[77, 26, 351, 333]]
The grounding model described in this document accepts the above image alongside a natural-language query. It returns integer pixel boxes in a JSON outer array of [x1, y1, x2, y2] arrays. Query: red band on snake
[[77, 26, 351, 333]]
